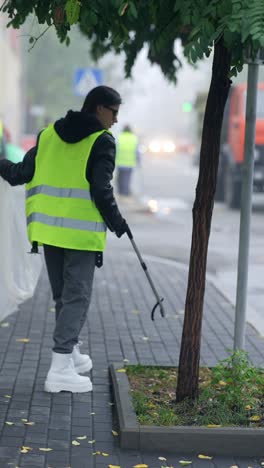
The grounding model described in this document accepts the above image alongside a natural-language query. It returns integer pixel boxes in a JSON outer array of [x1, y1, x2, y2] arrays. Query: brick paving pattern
[[0, 250, 264, 467]]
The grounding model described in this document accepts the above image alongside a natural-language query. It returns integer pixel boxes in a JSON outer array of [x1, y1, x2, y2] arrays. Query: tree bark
[[176, 39, 232, 402]]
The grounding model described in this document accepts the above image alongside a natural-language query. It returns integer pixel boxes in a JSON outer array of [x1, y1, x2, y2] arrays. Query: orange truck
[[215, 82, 264, 208]]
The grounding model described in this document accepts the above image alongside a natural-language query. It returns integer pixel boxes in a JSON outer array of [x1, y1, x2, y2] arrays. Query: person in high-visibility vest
[[116, 125, 139, 196], [0, 86, 130, 393]]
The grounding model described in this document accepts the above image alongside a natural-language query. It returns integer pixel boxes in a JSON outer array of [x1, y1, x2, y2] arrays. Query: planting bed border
[[109, 363, 264, 456]]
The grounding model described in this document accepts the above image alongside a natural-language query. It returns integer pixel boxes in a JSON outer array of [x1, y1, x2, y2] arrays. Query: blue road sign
[[74, 68, 103, 97]]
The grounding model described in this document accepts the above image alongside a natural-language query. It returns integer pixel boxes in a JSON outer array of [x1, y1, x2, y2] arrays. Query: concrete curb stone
[[110, 363, 264, 457]]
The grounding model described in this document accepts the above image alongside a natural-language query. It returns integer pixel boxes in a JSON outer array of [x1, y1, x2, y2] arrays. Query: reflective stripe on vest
[[26, 184, 92, 201], [116, 131, 138, 167], [27, 213, 106, 232], [26, 125, 109, 251]]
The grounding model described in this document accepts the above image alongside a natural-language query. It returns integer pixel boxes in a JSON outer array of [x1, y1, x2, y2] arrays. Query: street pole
[[234, 62, 259, 350]]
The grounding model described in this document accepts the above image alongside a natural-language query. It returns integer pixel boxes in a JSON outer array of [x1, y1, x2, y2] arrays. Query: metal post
[[234, 62, 259, 350]]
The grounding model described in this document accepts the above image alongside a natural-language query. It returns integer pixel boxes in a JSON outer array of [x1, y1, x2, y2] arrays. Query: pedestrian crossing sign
[[74, 68, 103, 97]]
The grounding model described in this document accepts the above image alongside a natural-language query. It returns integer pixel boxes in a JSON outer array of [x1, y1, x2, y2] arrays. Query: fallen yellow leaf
[[158, 457, 167, 461], [102, 452, 109, 456], [218, 380, 227, 386], [49, 307, 55, 312], [72, 440, 80, 446], [245, 405, 252, 410], [39, 448, 53, 452], [207, 424, 222, 428], [108, 465, 121, 468], [148, 402, 156, 408], [20, 446, 33, 453], [5, 421, 14, 425], [133, 465, 149, 468], [16, 338, 30, 343], [76, 436, 87, 440], [112, 430, 118, 436], [179, 462, 192, 466], [249, 415, 261, 421], [24, 422, 35, 426], [3, 395, 11, 398], [198, 454, 213, 460], [142, 336, 149, 341], [88, 439, 96, 444], [90, 412, 96, 415], [116, 368, 126, 373], [0, 322, 9, 327], [229, 465, 239, 468]]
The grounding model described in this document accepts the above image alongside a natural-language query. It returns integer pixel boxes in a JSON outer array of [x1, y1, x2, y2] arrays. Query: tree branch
[[0, 0, 9, 11], [27, 23, 53, 51]]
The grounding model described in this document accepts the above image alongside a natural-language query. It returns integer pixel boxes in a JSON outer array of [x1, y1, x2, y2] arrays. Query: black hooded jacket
[[0, 111, 124, 235]]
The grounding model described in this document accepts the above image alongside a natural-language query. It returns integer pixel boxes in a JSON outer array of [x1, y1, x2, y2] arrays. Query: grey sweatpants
[[43, 245, 96, 354]]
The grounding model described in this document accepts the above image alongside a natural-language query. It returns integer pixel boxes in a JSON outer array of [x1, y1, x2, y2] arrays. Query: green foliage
[[127, 351, 264, 427], [181, 0, 264, 76], [1, 0, 264, 80], [203, 349, 264, 413]]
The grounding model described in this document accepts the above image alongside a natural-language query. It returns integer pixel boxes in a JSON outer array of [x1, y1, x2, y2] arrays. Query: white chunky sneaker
[[44, 352, 92, 393], [72, 341, 93, 374]]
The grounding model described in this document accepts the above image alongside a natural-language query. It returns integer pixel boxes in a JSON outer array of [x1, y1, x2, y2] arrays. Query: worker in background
[[0, 119, 6, 160], [116, 125, 139, 197]]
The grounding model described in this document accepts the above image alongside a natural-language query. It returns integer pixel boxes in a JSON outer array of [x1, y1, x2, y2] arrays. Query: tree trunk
[[176, 39, 232, 402]]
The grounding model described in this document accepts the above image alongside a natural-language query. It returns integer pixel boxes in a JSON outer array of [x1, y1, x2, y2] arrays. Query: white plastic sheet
[[0, 179, 42, 322]]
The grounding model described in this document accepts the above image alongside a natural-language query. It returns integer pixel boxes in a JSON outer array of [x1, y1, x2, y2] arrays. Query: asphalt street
[[111, 151, 264, 337]]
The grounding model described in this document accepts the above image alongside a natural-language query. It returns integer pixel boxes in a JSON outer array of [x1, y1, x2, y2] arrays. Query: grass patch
[[126, 350, 264, 427]]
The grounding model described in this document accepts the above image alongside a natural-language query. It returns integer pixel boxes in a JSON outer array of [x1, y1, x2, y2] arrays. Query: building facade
[[0, 14, 22, 143]]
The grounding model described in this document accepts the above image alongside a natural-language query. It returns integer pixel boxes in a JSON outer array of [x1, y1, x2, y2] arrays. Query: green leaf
[[260, 36, 264, 47], [89, 12, 98, 26], [118, 2, 129, 16], [65, 0, 80, 25], [129, 1, 138, 19], [190, 46, 198, 62], [205, 47, 212, 58]]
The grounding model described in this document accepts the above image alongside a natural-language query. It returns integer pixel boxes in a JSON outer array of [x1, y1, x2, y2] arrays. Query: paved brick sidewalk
[[0, 250, 264, 468]]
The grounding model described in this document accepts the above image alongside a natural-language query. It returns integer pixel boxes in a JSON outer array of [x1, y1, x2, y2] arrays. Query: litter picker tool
[[126, 225, 165, 321]]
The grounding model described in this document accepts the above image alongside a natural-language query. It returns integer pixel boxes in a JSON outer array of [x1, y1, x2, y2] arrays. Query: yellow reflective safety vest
[[116, 131, 138, 168], [26, 125, 108, 251]]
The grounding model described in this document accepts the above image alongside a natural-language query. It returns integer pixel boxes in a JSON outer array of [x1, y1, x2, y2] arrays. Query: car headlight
[[163, 140, 176, 153], [148, 139, 176, 154], [148, 140, 162, 153]]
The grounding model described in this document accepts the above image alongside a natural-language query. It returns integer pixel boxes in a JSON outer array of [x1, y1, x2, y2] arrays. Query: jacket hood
[[54, 110, 104, 143]]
